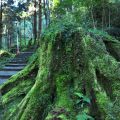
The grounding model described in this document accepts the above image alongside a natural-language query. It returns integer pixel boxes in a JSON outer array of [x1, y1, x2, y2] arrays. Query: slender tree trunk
[[17, 27, 20, 54], [43, 0, 50, 27], [102, 0, 106, 30], [8, 33, 10, 50], [90, 8, 96, 29], [43, 0, 48, 27], [33, 0, 37, 44], [31, 16, 34, 40], [108, 4, 111, 28], [19, 21, 22, 48], [5, 26, 7, 49], [9, 35, 12, 48], [90, 0, 96, 29], [38, 0, 42, 40], [46, 0, 51, 25], [7, 29, 9, 50], [24, 18, 26, 46], [0, 0, 2, 49]]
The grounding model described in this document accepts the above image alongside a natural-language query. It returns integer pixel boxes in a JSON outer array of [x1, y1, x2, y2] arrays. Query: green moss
[[2, 79, 35, 104], [45, 107, 70, 120], [96, 92, 109, 119], [0, 50, 11, 57], [0, 50, 15, 69], [55, 74, 72, 110], [5, 37, 54, 120], [3, 97, 23, 120], [82, 34, 120, 119], [46, 113, 68, 120]]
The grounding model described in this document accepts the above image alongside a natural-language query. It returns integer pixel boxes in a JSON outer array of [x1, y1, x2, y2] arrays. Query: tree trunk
[[108, 3, 111, 28], [46, 0, 51, 25], [38, 0, 42, 40], [43, 0, 48, 27], [90, 0, 96, 29], [0, 0, 2, 49], [24, 18, 26, 46], [33, 0, 37, 44], [19, 21, 22, 48], [44, 0, 50, 27]]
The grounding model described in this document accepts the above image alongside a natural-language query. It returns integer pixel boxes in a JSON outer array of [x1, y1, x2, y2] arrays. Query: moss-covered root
[[83, 35, 120, 96], [0, 52, 38, 95], [45, 74, 74, 120], [9, 79, 51, 120], [83, 35, 120, 119], [6, 40, 54, 120], [0, 52, 38, 119]]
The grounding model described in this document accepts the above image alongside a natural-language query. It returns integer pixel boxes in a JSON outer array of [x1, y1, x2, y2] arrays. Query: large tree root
[[0, 52, 38, 95]]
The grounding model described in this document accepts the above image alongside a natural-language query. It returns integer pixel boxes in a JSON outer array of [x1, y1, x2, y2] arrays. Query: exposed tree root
[[0, 52, 38, 95]]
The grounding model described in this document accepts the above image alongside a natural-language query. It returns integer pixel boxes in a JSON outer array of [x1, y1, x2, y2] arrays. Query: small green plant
[[75, 92, 94, 120], [76, 112, 94, 120], [75, 92, 90, 108]]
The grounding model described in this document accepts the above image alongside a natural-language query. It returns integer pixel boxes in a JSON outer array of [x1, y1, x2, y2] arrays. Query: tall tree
[[38, 0, 42, 40], [0, 0, 2, 49], [43, 0, 48, 26], [33, 0, 37, 44]]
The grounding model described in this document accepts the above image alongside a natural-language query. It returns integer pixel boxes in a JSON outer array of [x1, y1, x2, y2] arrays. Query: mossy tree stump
[[0, 25, 120, 120]]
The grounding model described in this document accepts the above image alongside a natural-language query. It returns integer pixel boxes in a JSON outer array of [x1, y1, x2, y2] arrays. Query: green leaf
[[75, 92, 84, 98], [77, 113, 94, 120], [75, 92, 90, 104], [81, 103, 84, 108], [83, 96, 91, 104], [76, 100, 81, 104]]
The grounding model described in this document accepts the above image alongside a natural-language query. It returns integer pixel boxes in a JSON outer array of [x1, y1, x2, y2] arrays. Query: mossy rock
[[0, 50, 11, 57]]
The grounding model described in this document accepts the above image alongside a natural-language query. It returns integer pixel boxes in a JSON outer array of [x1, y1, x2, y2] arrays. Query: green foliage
[[74, 93, 94, 120], [88, 29, 108, 37], [52, 0, 73, 17], [75, 93, 90, 107], [76, 112, 94, 120], [105, 99, 120, 120], [42, 15, 76, 42]]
